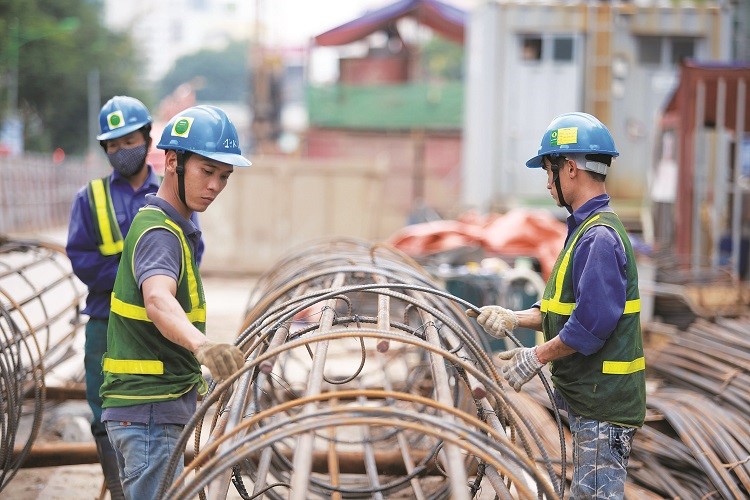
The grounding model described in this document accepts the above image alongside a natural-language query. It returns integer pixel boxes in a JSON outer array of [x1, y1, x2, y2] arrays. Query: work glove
[[475, 305, 518, 338], [497, 347, 544, 392], [194, 341, 244, 381]]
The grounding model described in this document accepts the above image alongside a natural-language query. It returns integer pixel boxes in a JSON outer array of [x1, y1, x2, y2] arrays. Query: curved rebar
[[0, 237, 85, 492], [161, 238, 565, 499]]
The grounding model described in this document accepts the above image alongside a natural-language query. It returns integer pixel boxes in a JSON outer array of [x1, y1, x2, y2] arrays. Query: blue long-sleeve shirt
[[66, 166, 204, 319], [554, 194, 628, 356]]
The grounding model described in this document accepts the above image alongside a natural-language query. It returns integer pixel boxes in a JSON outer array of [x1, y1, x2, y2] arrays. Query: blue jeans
[[84, 318, 108, 437], [105, 414, 185, 500], [556, 393, 636, 499]]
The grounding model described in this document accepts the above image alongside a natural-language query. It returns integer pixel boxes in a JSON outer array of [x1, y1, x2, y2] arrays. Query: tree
[[157, 39, 250, 104], [0, 0, 144, 155]]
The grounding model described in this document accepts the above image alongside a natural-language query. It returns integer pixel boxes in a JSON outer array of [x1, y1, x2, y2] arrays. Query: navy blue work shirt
[[554, 194, 629, 355], [66, 166, 205, 319]]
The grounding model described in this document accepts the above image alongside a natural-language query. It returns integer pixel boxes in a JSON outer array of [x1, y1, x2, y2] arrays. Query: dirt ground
[[2, 256, 256, 500]]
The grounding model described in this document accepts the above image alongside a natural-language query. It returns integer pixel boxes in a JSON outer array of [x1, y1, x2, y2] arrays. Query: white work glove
[[476, 305, 518, 339], [194, 341, 244, 381], [497, 347, 544, 392]]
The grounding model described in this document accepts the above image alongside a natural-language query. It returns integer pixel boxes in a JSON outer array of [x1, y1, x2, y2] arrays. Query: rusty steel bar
[[0, 237, 85, 492], [157, 238, 565, 499]]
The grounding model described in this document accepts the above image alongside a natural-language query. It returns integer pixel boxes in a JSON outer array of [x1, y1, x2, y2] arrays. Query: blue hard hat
[[156, 105, 251, 167], [526, 112, 619, 169], [97, 96, 152, 141]]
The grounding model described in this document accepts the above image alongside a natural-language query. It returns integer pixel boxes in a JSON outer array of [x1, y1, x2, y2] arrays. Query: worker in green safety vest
[[99, 105, 249, 500], [67, 95, 203, 499], [472, 112, 646, 499]]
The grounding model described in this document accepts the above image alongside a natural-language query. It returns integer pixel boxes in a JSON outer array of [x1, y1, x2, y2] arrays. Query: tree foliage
[[157, 39, 250, 104], [0, 0, 144, 154]]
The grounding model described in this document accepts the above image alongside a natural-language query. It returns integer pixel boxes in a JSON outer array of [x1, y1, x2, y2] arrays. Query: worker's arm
[[142, 274, 206, 351], [134, 227, 243, 380], [535, 336, 576, 364], [514, 306, 543, 331]]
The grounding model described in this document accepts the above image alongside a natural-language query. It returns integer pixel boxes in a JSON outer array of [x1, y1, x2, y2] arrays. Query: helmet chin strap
[[176, 152, 188, 208], [550, 158, 573, 214]]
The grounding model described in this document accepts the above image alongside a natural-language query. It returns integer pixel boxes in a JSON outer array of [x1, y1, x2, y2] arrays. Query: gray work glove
[[194, 341, 244, 381], [497, 347, 543, 392], [476, 305, 518, 339]]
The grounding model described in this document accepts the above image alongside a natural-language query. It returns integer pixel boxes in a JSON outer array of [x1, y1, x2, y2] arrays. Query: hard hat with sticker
[[97, 96, 152, 141], [526, 113, 618, 169], [157, 105, 251, 167]]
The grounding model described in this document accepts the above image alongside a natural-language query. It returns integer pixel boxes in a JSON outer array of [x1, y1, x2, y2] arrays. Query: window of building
[[637, 35, 697, 66], [637, 36, 662, 65], [672, 37, 696, 64], [519, 35, 576, 63], [553, 37, 574, 62], [521, 36, 543, 61]]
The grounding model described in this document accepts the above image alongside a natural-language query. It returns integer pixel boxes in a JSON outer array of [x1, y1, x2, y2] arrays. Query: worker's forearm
[[144, 289, 206, 352], [515, 307, 542, 331], [535, 336, 576, 364], [512, 307, 576, 364]]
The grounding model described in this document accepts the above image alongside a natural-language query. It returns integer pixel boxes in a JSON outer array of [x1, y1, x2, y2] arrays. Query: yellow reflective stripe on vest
[[543, 214, 640, 316], [602, 356, 645, 375], [623, 299, 641, 314], [164, 218, 201, 310], [111, 293, 206, 323], [549, 214, 602, 308], [541, 298, 641, 315], [90, 178, 124, 255], [104, 383, 203, 401], [103, 357, 164, 374]]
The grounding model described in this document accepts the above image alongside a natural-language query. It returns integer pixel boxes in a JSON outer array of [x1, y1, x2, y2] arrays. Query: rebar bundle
[[161, 238, 565, 499], [0, 237, 85, 491], [632, 319, 750, 498]]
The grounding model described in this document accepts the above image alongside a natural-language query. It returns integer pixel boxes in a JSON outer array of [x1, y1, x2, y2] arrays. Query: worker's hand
[[475, 305, 518, 338], [194, 341, 244, 381], [497, 347, 543, 392]]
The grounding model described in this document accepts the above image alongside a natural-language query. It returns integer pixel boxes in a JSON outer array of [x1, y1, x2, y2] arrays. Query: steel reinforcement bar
[[0, 236, 85, 492], [161, 238, 566, 499]]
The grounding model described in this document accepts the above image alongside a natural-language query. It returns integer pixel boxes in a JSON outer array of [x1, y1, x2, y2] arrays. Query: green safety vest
[[100, 206, 207, 407], [86, 177, 124, 256], [541, 211, 646, 427]]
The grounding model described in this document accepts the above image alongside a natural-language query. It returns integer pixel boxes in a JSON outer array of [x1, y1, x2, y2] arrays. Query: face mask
[[108, 144, 147, 177]]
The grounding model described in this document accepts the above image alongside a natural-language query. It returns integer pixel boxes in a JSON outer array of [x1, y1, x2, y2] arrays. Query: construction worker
[[474, 112, 646, 498], [66, 95, 204, 499], [99, 105, 248, 499]]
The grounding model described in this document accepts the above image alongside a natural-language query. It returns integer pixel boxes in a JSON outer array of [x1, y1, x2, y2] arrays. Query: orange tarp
[[387, 208, 566, 280]]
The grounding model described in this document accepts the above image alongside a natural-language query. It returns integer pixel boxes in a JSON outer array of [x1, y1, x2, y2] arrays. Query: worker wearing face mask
[[65, 95, 204, 499]]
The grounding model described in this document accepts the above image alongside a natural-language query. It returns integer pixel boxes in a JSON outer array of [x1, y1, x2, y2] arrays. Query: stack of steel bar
[[634, 318, 750, 497], [0, 237, 85, 491], [160, 238, 567, 499], [521, 317, 750, 498]]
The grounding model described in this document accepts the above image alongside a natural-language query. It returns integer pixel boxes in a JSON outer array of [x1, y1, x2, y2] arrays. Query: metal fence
[[0, 154, 107, 234]]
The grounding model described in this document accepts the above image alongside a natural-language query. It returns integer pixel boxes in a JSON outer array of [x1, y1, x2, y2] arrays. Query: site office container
[[462, 0, 732, 232]]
